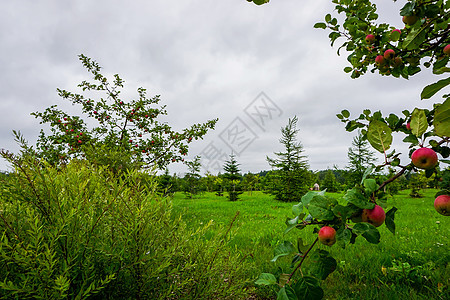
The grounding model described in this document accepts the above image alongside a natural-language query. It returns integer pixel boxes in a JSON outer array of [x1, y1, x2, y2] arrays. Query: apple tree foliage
[[248, 0, 449, 299], [31, 54, 217, 173]]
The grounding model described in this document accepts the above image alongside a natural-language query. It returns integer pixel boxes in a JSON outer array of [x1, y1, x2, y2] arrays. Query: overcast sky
[[0, 0, 445, 175]]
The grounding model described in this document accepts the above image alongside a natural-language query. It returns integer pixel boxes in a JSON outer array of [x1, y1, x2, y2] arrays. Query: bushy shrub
[[0, 152, 251, 299]]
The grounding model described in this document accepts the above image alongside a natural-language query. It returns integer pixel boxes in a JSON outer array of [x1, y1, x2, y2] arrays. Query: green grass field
[[172, 190, 449, 300]]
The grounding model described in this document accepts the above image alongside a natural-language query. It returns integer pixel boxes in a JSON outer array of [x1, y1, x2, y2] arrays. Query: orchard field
[[172, 190, 449, 299]]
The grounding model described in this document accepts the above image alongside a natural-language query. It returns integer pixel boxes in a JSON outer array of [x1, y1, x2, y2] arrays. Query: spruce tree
[[223, 153, 243, 201], [347, 132, 376, 185], [183, 156, 202, 198], [266, 116, 312, 202]]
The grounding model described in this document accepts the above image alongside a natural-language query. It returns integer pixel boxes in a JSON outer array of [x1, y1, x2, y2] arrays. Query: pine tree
[[223, 154, 243, 201], [321, 169, 339, 192], [266, 116, 312, 202], [347, 132, 377, 185], [183, 156, 202, 198]]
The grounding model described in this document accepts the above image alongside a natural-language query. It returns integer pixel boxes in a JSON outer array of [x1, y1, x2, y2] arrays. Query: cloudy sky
[[0, 0, 445, 175]]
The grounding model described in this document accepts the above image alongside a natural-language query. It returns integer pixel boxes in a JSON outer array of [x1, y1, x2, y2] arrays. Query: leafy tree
[[31, 55, 217, 173], [266, 116, 313, 201], [249, 1, 450, 299], [347, 132, 377, 185], [409, 170, 435, 197], [214, 175, 225, 196], [223, 154, 243, 201], [242, 172, 260, 195], [201, 171, 216, 193]]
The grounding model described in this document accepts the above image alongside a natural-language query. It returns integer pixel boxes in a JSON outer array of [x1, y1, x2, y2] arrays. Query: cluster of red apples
[[318, 143, 448, 247], [365, 15, 450, 75]]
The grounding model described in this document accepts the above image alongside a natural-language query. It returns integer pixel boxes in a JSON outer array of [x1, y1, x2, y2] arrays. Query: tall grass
[[172, 190, 449, 299]]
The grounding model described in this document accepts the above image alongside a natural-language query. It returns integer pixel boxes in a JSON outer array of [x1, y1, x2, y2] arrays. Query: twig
[[286, 237, 319, 285]]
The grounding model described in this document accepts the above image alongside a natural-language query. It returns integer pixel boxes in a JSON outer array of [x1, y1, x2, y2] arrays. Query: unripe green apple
[[361, 205, 385, 227], [318, 226, 336, 246], [402, 15, 419, 26], [365, 34, 376, 44], [384, 49, 395, 60], [390, 29, 401, 41], [434, 195, 450, 216], [411, 147, 438, 170], [393, 57, 403, 67], [444, 45, 450, 56]]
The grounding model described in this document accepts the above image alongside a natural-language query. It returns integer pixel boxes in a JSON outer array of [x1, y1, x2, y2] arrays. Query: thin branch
[[286, 237, 319, 285], [377, 165, 409, 192]]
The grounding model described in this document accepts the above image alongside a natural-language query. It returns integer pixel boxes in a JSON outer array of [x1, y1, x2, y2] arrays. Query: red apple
[[384, 49, 395, 60], [444, 45, 450, 56], [365, 34, 376, 44], [362, 205, 385, 227], [406, 122, 411, 130], [318, 226, 336, 246], [411, 147, 438, 170], [434, 195, 450, 216], [375, 55, 386, 65]]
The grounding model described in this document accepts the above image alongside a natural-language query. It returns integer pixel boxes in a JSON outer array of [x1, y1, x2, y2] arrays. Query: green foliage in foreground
[[172, 191, 450, 300], [0, 154, 252, 299]]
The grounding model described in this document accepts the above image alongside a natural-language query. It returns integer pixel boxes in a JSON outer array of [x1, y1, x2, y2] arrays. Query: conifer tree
[[347, 132, 377, 185], [223, 153, 243, 201], [266, 116, 313, 201]]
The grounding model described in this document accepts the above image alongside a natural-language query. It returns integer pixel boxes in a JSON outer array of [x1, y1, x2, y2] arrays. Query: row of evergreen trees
[[158, 115, 447, 201]]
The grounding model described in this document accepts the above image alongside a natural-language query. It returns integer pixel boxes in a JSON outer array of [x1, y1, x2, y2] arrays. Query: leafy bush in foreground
[[0, 152, 251, 299]]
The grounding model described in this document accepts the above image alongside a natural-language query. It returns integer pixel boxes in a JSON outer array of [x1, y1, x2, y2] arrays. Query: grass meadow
[[171, 189, 449, 300]]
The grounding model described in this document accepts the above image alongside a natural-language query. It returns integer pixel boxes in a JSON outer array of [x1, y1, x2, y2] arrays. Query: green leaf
[[301, 190, 326, 209], [272, 241, 296, 262], [421, 77, 450, 100], [336, 227, 352, 248], [314, 22, 327, 29], [297, 237, 309, 254], [344, 188, 375, 209], [332, 204, 351, 220], [402, 23, 427, 50], [277, 286, 298, 300], [410, 108, 428, 137], [292, 276, 324, 300], [252, 0, 270, 5], [367, 120, 392, 153], [403, 134, 419, 145], [341, 109, 350, 118], [361, 165, 374, 184], [255, 273, 278, 286], [292, 202, 303, 216], [400, 2, 415, 16], [433, 98, 450, 137], [385, 207, 397, 235], [285, 215, 304, 234], [325, 14, 332, 23], [363, 178, 378, 194], [308, 196, 337, 221], [309, 250, 337, 280], [353, 223, 380, 244]]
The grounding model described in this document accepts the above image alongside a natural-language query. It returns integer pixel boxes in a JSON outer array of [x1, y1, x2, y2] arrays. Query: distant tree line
[[155, 121, 447, 201]]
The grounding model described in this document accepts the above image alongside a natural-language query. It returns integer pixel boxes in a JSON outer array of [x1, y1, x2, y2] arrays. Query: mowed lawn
[[171, 190, 449, 300]]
